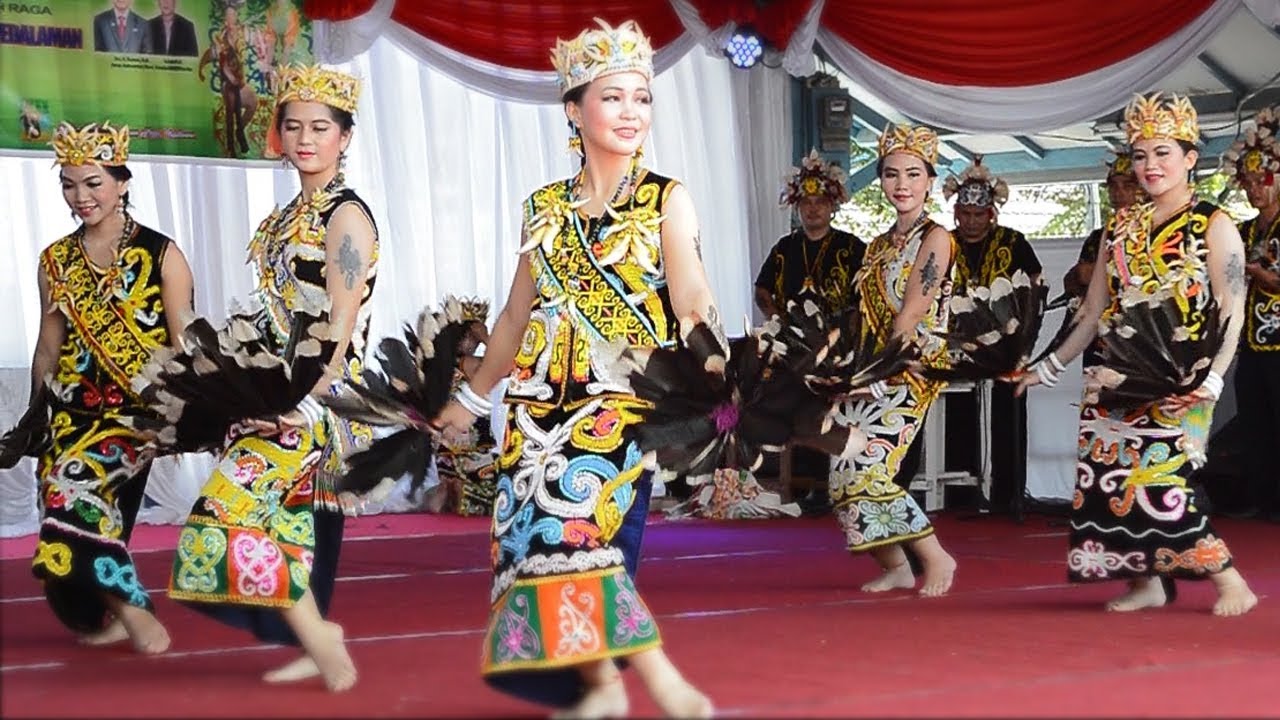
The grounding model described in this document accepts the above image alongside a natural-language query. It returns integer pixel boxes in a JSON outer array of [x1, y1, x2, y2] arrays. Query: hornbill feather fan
[[318, 295, 480, 495], [1090, 288, 1225, 409], [922, 270, 1049, 382], [122, 298, 342, 453], [0, 383, 51, 469], [607, 315, 866, 479]]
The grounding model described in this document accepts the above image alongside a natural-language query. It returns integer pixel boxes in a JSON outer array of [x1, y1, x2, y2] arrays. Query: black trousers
[[1233, 351, 1280, 515]]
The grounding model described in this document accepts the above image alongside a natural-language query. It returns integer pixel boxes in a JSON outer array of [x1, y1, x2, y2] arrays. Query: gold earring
[[568, 134, 583, 157]]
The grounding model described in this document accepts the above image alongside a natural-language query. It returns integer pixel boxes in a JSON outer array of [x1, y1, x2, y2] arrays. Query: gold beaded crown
[[1124, 92, 1199, 145], [266, 64, 361, 158], [551, 18, 654, 95], [877, 123, 939, 165], [1220, 106, 1280, 182], [51, 121, 129, 167], [780, 149, 848, 206]]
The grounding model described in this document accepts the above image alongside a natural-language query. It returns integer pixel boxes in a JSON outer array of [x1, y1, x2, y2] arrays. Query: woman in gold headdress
[[25, 121, 194, 653], [1018, 93, 1256, 616], [166, 64, 377, 691], [823, 123, 959, 597], [435, 18, 714, 718]]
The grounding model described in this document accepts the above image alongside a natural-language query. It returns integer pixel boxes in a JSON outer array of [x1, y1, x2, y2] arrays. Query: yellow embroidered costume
[[169, 66, 378, 641], [1067, 93, 1232, 582], [827, 123, 956, 552], [482, 19, 670, 707], [32, 122, 177, 633]]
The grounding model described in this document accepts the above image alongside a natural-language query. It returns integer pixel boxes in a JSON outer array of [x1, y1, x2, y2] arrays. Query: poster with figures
[[0, 0, 312, 160]]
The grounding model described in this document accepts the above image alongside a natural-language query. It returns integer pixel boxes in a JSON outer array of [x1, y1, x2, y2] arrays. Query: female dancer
[[825, 123, 958, 597], [1017, 93, 1256, 616], [29, 121, 193, 652], [167, 64, 377, 691], [435, 19, 714, 719]]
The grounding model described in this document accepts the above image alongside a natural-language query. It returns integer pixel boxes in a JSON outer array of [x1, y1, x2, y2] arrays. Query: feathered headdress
[[1219, 106, 1280, 184], [551, 18, 654, 95], [942, 156, 1009, 208], [1106, 151, 1137, 179], [1124, 92, 1199, 145], [51, 121, 129, 167], [779, 149, 849, 206]]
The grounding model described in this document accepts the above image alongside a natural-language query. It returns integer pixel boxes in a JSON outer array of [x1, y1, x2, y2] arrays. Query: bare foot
[[308, 621, 358, 692], [1105, 577, 1168, 612], [79, 617, 129, 646], [861, 562, 915, 592], [653, 677, 713, 719], [918, 551, 957, 598], [116, 605, 171, 655], [263, 654, 320, 684], [551, 677, 629, 719], [1210, 568, 1258, 617]]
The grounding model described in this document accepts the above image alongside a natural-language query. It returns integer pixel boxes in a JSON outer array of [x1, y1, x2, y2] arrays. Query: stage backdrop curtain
[[0, 34, 790, 534]]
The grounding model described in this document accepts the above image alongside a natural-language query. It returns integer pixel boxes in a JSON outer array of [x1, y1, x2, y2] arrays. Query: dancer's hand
[[241, 417, 282, 433], [1010, 368, 1040, 397], [276, 409, 308, 428], [434, 400, 477, 436]]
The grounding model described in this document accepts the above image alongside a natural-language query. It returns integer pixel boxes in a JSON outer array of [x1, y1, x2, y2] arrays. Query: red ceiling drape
[[686, 0, 814, 48], [302, 0, 1219, 87], [302, 0, 376, 21], [821, 0, 1217, 87], [387, 2, 684, 71]]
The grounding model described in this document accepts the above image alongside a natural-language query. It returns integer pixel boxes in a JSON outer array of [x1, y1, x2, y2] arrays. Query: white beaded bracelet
[[295, 395, 326, 428], [456, 381, 493, 418], [1200, 370, 1224, 401], [1034, 358, 1061, 388]]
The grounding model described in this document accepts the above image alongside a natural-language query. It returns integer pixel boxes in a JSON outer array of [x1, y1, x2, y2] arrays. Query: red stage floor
[[2, 512, 1277, 718]]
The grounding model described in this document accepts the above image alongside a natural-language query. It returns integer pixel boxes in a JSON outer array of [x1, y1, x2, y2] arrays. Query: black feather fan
[[1090, 289, 1225, 409], [608, 315, 866, 479], [318, 296, 478, 495], [923, 270, 1049, 382], [122, 300, 341, 452], [0, 383, 51, 468], [766, 295, 920, 401]]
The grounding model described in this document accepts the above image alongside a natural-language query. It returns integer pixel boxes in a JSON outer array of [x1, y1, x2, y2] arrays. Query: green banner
[[0, 0, 313, 160]]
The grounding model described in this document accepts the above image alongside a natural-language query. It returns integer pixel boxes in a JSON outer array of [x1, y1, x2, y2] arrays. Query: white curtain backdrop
[[0, 35, 794, 534], [814, 0, 1240, 134]]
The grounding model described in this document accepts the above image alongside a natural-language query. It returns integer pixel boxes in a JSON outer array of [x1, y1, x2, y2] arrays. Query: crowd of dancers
[[3, 15, 1278, 719]]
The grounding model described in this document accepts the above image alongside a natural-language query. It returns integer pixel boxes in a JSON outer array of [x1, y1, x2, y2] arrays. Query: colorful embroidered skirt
[[169, 419, 328, 612], [1068, 399, 1231, 582], [32, 415, 154, 633], [482, 398, 661, 692], [827, 379, 937, 552]]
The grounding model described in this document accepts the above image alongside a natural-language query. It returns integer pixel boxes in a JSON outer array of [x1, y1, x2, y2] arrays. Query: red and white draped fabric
[[305, 0, 1238, 131], [814, 0, 1241, 133]]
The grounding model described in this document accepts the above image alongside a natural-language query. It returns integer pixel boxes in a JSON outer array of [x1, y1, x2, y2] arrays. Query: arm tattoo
[[1226, 250, 1246, 298], [692, 233, 703, 260], [919, 251, 939, 296], [336, 233, 362, 291]]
